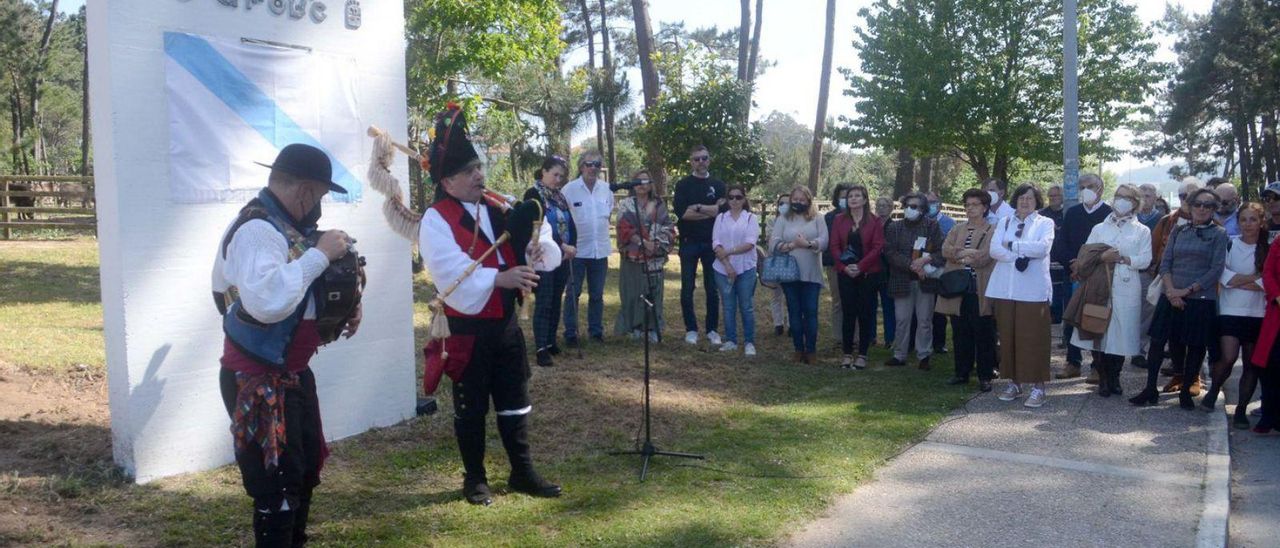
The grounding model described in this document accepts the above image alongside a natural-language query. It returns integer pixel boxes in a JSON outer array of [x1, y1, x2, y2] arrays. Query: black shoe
[[1130, 355, 1147, 369], [548, 345, 562, 356], [508, 471, 562, 498], [917, 357, 931, 371], [946, 376, 968, 386], [463, 479, 493, 506], [536, 349, 554, 367], [1179, 391, 1195, 410], [775, 325, 785, 336], [1200, 390, 1219, 412], [934, 347, 949, 355], [1129, 387, 1159, 406], [1233, 412, 1252, 430], [978, 380, 993, 392], [590, 334, 604, 343], [885, 357, 907, 367], [565, 338, 581, 349]]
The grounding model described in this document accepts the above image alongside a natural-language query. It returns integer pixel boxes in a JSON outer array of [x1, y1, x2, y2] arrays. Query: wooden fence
[[0, 175, 96, 239]]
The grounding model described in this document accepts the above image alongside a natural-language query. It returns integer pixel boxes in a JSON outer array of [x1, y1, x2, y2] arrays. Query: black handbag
[[938, 225, 987, 298]]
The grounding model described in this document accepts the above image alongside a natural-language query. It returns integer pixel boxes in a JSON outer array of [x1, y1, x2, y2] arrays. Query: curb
[[1196, 407, 1231, 548]]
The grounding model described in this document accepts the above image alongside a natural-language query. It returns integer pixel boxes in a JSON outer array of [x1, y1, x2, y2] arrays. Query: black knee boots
[[497, 414, 561, 498], [252, 495, 297, 548], [455, 416, 492, 505]]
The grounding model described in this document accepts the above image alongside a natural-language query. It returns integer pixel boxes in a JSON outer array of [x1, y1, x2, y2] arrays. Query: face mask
[[838, 198, 847, 210], [904, 207, 922, 221], [1080, 188, 1099, 205], [1112, 198, 1134, 216], [777, 204, 789, 216], [791, 203, 810, 214], [928, 203, 939, 216], [988, 191, 1000, 205]]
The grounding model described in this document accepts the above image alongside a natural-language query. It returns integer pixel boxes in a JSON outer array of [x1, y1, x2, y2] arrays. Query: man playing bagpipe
[[405, 107, 564, 506], [211, 143, 364, 546]]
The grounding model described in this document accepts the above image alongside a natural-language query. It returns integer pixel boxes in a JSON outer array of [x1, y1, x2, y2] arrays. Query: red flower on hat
[[419, 153, 431, 173], [446, 101, 460, 111]]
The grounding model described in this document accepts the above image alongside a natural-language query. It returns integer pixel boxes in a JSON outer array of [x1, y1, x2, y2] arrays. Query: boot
[[1163, 375, 1183, 393], [1097, 361, 1111, 397], [1107, 360, 1123, 395], [1178, 386, 1195, 410], [497, 415, 561, 498], [253, 496, 296, 547], [291, 492, 312, 547], [455, 416, 492, 505]]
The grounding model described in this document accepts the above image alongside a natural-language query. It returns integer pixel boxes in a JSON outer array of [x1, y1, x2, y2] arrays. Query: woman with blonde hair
[[769, 186, 829, 363]]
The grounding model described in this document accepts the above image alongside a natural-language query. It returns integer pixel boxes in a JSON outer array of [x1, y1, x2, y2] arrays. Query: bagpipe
[[365, 126, 543, 357], [306, 231, 367, 343]]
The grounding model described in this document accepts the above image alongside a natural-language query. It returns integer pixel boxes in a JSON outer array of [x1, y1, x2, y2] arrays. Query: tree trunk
[[598, 0, 618, 181], [1261, 111, 1278, 187], [631, 0, 667, 193], [1248, 117, 1264, 193], [747, 0, 763, 82], [916, 156, 933, 193], [28, 0, 59, 174], [894, 148, 915, 199], [737, 0, 751, 82], [806, 0, 836, 192], [80, 20, 90, 177], [993, 153, 1010, 188], [579, 0, 605, 161]]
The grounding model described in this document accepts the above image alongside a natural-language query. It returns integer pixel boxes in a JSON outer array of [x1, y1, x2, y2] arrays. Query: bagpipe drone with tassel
[[365, 106, 543, 391]]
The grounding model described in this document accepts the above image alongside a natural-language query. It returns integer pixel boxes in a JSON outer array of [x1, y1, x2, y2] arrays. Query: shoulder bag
[[1081, 262, 1113, 335]]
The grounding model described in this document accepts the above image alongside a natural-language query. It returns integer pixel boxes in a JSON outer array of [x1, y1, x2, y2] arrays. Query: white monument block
[[87, 0, 416, 483]]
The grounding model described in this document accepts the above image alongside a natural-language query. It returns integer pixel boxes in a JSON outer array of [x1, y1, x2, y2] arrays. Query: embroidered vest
[[430, 198, 517, 320], [218, 190, 327, 369]]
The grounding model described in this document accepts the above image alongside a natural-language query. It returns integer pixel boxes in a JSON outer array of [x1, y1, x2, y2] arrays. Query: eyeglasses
[[582, 160, 602, 168], [905, 204, 922, 210], [728, 195, 746, 201], [1191, 201, 1219, 210], [691, 155, 709, 162]]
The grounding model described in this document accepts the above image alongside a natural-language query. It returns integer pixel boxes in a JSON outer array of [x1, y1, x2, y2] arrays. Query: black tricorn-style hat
[[424, 105, 481, 184], [255, 143, 348, 194]]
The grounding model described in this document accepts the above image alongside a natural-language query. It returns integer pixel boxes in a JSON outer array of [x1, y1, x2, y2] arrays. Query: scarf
[[535, 181, 571, 244], [232, 371, 301, 473]]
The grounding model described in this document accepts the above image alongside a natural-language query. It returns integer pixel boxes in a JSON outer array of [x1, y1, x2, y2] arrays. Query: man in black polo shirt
[[673, 144, 727, 346], [1058, 173, 1112, 380]]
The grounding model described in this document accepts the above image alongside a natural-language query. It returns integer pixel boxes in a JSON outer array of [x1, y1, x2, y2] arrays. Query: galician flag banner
[[164, 32, 363, 203]]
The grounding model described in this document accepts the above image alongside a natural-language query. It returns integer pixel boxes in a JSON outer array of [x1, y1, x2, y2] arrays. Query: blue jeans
[[714, 269, 757, 345], [782, 281, 822, 354], [679, 241, 720, 334], [878, 275, 895, 344], [564, 257, 607, 341]]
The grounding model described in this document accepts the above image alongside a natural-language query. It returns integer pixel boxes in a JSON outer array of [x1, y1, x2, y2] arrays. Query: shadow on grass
[[0, 260, 100, 305]]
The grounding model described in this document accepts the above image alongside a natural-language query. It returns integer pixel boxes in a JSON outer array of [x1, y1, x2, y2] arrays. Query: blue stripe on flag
[[164, 32, 361, 202]]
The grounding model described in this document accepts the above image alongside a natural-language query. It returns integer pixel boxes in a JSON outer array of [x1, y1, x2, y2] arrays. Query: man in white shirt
[[984, 177, 1016, 222], [211, 144, 359, 546], [560, 151, 614, 345]]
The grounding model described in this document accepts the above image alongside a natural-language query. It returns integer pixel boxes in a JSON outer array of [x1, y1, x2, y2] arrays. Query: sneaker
[[1024, 387, 1047, 408], [854, 356, 868, 370], [744, 343, 756, 357], [535, 348, 554, 367], [631, 329, 643, 340], [840, 355, 854, 369], [707, 331, 723, 346], [685, 331, 699, 345], [997, 383, 1022, 401], [719, 342, 738, 352]]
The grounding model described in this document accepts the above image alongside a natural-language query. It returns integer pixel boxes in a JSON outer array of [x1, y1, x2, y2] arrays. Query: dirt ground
[[0, 361, 144, 546]]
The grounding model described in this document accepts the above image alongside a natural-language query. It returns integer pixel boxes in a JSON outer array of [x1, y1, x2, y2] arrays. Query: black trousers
[[1260, 342, 1280, 428], [838, 273, 877, 356], [951, 293, 996, 381], [451, 315, 535, 484], [220, 367, 322, 548]]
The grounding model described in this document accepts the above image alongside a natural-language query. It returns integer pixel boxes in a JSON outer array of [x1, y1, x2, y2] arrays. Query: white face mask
[[904, 207, 922, 221], [777, 204, 790, 216], [1080, 188, 1099, 206], [1112, 198, 1134, 216], [988, 191, 1000, 205]]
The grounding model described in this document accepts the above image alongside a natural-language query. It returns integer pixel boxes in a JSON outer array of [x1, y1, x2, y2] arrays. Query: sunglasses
[[1191, 201, 1219, 210], [728, 195, 746, 201], [691, 155, 710, 162], [582, 161, 602, 168], [905, 204, 922, 210]]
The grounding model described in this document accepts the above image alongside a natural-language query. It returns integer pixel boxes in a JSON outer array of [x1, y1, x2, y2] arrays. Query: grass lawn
[[0, 239, 974, 547]]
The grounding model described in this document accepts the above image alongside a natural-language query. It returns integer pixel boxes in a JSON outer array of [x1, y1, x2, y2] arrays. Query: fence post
[[2, 177, 10, 240]]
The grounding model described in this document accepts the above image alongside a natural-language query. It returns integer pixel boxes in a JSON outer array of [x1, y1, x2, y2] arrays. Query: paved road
[[1224, 366, 1280, 548], [790, 334, 1227, 547]]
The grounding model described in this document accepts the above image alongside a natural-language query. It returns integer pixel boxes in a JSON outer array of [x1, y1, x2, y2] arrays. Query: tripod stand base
[[609, 441, 704, 481]]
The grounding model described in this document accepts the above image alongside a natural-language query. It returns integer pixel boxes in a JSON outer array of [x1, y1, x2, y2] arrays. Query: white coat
[[1071, 215, 1152, 357]]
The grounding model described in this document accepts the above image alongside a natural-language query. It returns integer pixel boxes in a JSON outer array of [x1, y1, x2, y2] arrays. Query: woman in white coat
[[1071, 184, 1152, 397]]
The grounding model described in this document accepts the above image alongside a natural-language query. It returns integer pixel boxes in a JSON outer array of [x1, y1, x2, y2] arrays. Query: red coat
[[829, 212, 885, 278], [1250, 241, 1280, 368]]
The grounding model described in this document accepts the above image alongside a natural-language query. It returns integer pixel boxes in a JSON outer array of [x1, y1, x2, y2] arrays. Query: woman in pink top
[[713, 185, 761, 356]]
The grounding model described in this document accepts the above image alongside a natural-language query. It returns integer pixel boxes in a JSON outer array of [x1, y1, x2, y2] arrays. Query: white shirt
[[1219, 237, 1267, 318], [418, 201, 561, 315], [986, 200, 1015, 223], [985, 211, 1056, 302], [711, 210, 760, 276], [211, 219, 330, 322], [562, 176, 615, 259]]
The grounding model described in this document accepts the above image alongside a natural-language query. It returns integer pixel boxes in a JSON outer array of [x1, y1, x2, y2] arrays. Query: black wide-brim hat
[[255, 143, 348, 194]]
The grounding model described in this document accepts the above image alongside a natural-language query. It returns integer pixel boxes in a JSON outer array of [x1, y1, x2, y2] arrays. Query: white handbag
[[1146, 274, 1163, 306]]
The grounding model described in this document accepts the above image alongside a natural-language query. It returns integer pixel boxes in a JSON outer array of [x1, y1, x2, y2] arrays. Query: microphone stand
[[610, 192, 704, 481]]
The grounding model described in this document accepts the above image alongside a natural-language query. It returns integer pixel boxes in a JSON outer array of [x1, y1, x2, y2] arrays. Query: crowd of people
[[518, 145, 1279, 428]]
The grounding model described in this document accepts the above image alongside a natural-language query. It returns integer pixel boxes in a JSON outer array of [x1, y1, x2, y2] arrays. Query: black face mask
[[791, 202, 810, 214]]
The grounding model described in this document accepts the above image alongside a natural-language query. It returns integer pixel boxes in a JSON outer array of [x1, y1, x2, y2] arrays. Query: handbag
[[938, 270, 974, 298], [1081, 263, 1113, 334], [1146, 274, 1163, 306], [761, 243, 800, 284]]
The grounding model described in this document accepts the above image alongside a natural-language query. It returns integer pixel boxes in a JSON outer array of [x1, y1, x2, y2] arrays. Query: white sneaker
[[707, 331, 722, 345], [719, 341, 738, 352], [744, 343, 756, 357], [631, 329, 643, 340], [1024, 387, 1047, 408], [997, 383, 1022, 401], [648, 331, 660, 343], [685, 331, 699, 345]]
